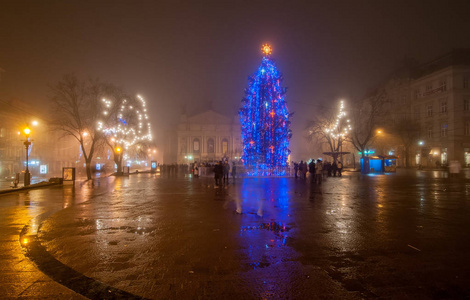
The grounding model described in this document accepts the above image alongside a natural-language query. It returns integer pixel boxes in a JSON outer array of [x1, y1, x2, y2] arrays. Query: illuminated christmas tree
[[239, 44, 292, 176]]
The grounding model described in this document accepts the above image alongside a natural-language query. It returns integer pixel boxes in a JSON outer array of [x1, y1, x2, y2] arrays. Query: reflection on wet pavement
[[5, 169, 470, 299], [0, 184, 93, 299]]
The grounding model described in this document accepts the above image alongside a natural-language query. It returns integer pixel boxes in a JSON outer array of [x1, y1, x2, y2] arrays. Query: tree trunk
[[85, 158, 93, 180], [113, 152, 123, 175], [114, 156, 122, 174], [404, 146, 410, 168]]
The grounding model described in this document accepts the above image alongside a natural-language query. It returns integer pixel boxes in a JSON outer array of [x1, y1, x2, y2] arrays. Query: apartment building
[[410, 50, 470, 167]]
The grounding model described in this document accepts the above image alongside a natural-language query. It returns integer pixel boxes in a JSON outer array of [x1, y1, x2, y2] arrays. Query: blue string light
[[239, 45, 292, 176]]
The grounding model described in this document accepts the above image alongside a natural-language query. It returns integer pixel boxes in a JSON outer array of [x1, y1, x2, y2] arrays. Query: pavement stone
[[1, 169, 470, 299]]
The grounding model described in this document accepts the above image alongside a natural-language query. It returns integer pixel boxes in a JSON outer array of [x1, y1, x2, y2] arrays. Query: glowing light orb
[[261, 44, 272, 56], [23, 127, 31, 136]]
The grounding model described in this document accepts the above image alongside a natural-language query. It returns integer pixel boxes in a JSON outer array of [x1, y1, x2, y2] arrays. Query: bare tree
[[389, 118, 420, 167], [350, 88, 388, 158], [49, 74, 116, 180]]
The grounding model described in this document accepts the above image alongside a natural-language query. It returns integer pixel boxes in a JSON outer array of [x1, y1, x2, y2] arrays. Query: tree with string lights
[[307, 100, 352, 162], [239, 44, 292, 175], [97, 94, 152, 173]]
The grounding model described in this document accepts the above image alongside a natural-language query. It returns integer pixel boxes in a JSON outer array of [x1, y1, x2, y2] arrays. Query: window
[[465, 98, 470, 111], [221, 139, 228, 154], [439, 79, 447, 91], [427, 127, 433, 138], [440, 100, 447, 113], [427, 105, 433, 117], [414, 89, 419, 99], [466, 121, 470, 136], [464, 76, 469, 89], [441, 123, 448, 137], [426, 83, 432, 91], [193, 138, 200, 153], [207, 138, 214, 153]]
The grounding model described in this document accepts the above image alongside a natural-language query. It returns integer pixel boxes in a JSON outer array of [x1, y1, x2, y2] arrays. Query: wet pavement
[[1, 170, 470, 299]]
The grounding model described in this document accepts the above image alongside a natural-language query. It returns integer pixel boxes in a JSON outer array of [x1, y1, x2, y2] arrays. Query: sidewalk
[[0, 181, 91, 299], [0, 181, 62, 195], [2, 171, 470, 299]]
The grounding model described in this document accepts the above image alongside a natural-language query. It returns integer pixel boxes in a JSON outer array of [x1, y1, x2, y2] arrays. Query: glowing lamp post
[[115, 146, 122, 174], [23, 126, 32, 186]]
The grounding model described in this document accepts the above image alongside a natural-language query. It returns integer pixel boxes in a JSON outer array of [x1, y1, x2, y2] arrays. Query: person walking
[[294, 162, 299, 179], [223, 161, 230, 184], [337, 160, 343, 177], [332, 161, 338, 177], [315, 159, 323, 184], [214, 161, 223, 186], [301, 160, 308, 180], [308, 160, 316, 181], [326, 162, 332, 177], [193, 161, 199, 177]]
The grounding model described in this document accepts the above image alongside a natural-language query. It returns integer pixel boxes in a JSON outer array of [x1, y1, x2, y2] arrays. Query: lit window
[[221, 139, 228, 154], [193, 138, 200, 153], [207, 138, 214, 153]]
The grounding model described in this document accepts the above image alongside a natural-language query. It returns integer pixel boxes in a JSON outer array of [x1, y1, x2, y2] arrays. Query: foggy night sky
[[2, 0, 470, 159]]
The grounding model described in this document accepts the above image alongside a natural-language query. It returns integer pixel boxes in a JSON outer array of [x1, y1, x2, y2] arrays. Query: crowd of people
[[160, 158, 344, 184], [191, 160, 237, 186], [293, 159, 343, 184]]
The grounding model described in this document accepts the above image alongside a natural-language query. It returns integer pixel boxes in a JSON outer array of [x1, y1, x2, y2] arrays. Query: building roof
[[413, 49, 470, 79], [186, 109, 236, 125]]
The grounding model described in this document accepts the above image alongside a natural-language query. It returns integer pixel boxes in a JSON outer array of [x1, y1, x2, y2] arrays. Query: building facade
[[409, 50, 470, 167], [163, 110, 242, 164], [376, 50, 470, 167], [0, 99, 81, 179]]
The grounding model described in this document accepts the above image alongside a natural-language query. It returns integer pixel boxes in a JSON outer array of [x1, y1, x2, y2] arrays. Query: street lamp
[[115, 146, 122, 174], [23, 126, 32, 186]]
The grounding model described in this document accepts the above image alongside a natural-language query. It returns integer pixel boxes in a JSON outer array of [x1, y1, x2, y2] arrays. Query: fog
[[2, 0, 470, 159]]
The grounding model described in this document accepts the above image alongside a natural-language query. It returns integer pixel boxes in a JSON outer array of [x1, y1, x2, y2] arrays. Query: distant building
[[163, 109, 242, 164], [0, 99, 80, 178], [410, 50, 470, 167], [374, 49, 470, 167]]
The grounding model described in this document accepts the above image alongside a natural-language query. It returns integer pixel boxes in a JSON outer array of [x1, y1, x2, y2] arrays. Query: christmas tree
[[239, 44, 292, 176]]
